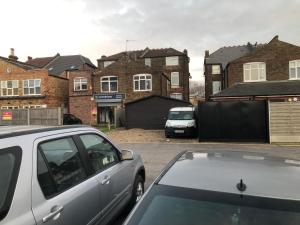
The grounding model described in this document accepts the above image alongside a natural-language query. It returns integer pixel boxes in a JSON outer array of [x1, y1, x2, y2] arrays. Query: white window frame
[[289, 60, 300, 80], [145, 58, 151, 67], [74, 77, 88, 91], [1, 80, 19, 96], [23, 105, 46, 109], [243, 62, 266, 82], [101, 76, 118, 93], [170, 93, 183, 100], [212, 81, 222, 94], [103, 61, 115, 68], [212, 65, 221, 74], [133, 74, 152, 92], [171, 72, 180, 87], [166, 56, 179, 66], [1, 106, 19, 109], [23, 79, 41, 95]]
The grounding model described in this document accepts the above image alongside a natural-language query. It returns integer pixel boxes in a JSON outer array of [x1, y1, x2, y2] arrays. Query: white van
[[165, 107, 197, 138]]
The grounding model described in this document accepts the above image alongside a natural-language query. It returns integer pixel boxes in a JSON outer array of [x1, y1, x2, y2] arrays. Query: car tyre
[[128, 175, 144, 209]]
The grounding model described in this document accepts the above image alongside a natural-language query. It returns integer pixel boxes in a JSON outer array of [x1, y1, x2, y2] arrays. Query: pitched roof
[[99, 48, 186, 61], [26, 54, 96, 76], [206, 45, 259, 68], [0, 56, 38, 70], [26, 55, 57, 68], [211, 80, 300, 98]]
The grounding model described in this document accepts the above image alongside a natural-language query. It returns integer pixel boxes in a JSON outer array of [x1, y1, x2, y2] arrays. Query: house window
[[166, 56, 179, 66], [1, 80, 19, 96], [289, 60, 300, 80], [171, 72, 180, 87], [23, 105, 46, 109], [145, 58, 151, 67], [133, 74, 152, 91], [101, 76, 118, 92], [1, 106, 19, 109], [170, 93, 183, 100], [212, 81, 221, 94], [74, 77, 88, 91], [103, 61, 115, 68], [212, 65, 221, 74], [243, 62, 266, 82], [23, 79, 41, 95]]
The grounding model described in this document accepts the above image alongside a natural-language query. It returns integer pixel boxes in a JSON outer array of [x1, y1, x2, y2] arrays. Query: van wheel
[[128, 175, 144, 209]]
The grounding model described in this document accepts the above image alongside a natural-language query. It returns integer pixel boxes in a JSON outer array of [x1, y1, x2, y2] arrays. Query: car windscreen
[[126, 185, 300, 225], [0, 147, 22, 221], [168, 111, 194, 120]]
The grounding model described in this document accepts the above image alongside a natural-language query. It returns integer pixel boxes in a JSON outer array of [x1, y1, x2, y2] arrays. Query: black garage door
[[198, 101, 268, 142], [126, 95, 192, 129]]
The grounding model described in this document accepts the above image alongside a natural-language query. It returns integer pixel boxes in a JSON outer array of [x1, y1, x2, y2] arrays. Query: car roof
[[0, 125, 89, 139], [158, 151, 300, 200], [170, 107, 194, 112]]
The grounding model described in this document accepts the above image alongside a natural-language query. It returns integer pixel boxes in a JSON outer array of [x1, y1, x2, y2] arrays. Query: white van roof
[[170, 107, 194, 112]]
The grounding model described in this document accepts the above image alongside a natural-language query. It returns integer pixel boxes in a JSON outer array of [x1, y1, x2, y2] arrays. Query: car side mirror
[[121, 149, 134, 160]]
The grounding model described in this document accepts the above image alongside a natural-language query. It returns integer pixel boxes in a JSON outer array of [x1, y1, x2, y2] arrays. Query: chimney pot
[[205, 50, 209, 58], [8, 48, 18, 61]]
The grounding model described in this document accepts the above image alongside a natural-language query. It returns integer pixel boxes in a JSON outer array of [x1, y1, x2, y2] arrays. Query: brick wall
[[204, 62, 223, 100], [97, 53, 190, 101], [227, 38, 300, 87], [69, 96, 97, 125], [0, 58, 68, 109]]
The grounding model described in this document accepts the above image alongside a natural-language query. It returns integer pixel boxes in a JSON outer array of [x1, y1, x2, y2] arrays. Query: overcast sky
[[1, 0, 300, 82]]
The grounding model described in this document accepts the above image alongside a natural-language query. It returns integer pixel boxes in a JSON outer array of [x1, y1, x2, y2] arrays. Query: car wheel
[[129, 175, 144, 208], [165, 132, 171, 138]]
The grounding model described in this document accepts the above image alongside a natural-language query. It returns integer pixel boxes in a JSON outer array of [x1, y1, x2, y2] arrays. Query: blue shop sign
[[94, 93, 125, 103]]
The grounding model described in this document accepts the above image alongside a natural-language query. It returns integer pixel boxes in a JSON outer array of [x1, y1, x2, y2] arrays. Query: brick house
[[204, 44, 258, 100], [0, 49, 68, 110], [69, 48, 190, 125], [205, 36, 300, 101]]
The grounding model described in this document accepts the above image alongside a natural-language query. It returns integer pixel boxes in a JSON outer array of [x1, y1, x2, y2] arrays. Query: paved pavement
[[109, 142, 300, 225]]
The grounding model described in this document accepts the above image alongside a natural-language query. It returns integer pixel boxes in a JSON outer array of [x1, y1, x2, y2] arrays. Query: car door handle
[[101, 176, 111, 185], [42, 206, 64, 223]]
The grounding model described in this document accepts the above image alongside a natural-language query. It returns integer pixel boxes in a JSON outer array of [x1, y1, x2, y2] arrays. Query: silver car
[[0, 125, 145, 225], [124, 150, 300, 225]]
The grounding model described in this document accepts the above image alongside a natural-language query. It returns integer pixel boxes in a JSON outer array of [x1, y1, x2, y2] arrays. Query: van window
[[168, 111, 194, 120], [38, 138, 87, 198], [0, 147, 22, 221]]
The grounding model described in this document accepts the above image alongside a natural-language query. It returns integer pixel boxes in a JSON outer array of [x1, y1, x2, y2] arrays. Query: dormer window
[[289, 60, 300, 80], [243, 62, 266, 82]]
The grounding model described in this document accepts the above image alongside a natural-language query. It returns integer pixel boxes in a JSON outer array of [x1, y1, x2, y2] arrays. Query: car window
[[38, 137, 87, 198], [127, 185, 300, 225], [79, 134, 119, 173], [0, 147, 21, 221]]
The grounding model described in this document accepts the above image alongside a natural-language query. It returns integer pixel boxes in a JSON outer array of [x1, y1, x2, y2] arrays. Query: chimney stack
[[8, 48, 18, 61], [27, 56, 33, 61], [183, 49, 188, 55], [205, 50, 209, 58]]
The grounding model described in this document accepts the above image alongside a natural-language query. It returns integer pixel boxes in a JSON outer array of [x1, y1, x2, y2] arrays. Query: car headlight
[[187, 121, 195, 127], [165, 121, 171, 127]]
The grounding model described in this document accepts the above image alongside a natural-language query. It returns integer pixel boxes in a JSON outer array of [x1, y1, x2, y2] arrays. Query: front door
[[32, 136, 101, 225]]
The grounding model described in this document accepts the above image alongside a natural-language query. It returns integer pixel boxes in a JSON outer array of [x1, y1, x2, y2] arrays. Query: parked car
[[165, 107, 197, 138], [63, 114, 82, 125], [123, 150, 300, 225], [0, 125, 145, 225]]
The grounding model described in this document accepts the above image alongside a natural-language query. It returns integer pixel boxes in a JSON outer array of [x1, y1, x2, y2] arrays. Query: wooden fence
[[0, 108, 62, 126], [269, 101, 300, 143]]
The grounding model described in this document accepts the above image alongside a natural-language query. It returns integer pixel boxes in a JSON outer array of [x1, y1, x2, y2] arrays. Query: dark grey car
[[123, 151, 300, 225], [0, 126, 145, 225]]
